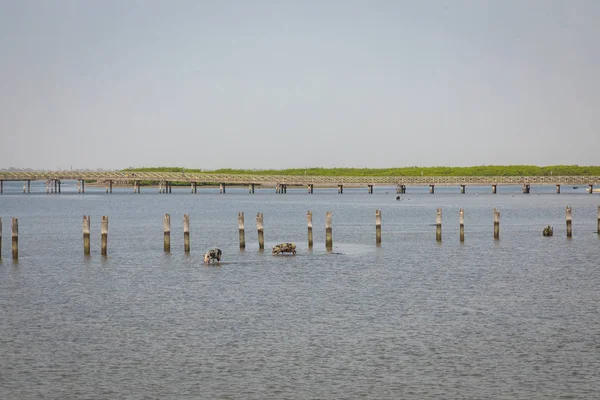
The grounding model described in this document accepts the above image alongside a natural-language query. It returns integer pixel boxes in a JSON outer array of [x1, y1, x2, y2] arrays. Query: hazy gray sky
[[1, 0, 598, 170]]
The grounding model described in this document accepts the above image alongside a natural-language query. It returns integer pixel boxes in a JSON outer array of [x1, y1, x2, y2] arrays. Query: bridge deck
[[0, 172, 598, 186]]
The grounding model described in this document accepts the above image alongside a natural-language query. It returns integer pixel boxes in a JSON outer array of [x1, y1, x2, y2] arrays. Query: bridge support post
[[522, 184, 530, 194], [556, 184, 561, 194], [249, 184, 255, 194], [307, 211, 313, 248], [220, 183, 225, 194], [257, 213, 264, 250], [109, 180, 113, 193], [326, 211, 333, 251], [308, 184, 313, 194], [101, 216, 108, 256], [492, 184, 497, 194], [0, 180, 3, 194], [459, 209, 465, 242], [81, 180, 85, 194], [27, 180, 31, 193], [493, 208, 500, 240], [566, 206, 572, 238], [83, 215, 91, 256], [168, 182, 172, 193], [375, 210, 381, 245], [164, 214, 171, 252], [368, 185, 374, 194], [597, 206, 599, 235], [338, 185, 343, 194], [436, 208, 442, 242], [238, 212, 245, 250], [460, 185, 466, 194], [589, 184, 594, 194], [430, 185, 435, 194], [58, 180, 61, 193]]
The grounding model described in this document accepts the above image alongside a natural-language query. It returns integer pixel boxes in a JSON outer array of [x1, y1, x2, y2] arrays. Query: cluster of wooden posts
[[1, 206, 598, 260]]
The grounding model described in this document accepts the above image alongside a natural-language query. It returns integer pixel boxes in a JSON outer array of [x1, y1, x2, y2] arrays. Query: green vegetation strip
[[124, 166, 600, 177]]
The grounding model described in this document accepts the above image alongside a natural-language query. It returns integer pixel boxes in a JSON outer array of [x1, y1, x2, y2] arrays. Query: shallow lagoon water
[[1, 181, 599, 399]]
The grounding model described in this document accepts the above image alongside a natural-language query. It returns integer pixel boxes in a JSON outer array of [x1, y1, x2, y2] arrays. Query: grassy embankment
[[121, 166, 600, 186]]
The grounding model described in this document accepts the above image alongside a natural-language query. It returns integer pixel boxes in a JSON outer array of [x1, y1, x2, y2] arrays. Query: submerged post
[[326, 211, 333, 250], [566, 206, 572, 238], [460, 184, 466, 194], [307, 211, 313, 249], [238, 212, 245, 249], [183, 214, 190, 253], [375, 209, 381, 245], [556, 184, 561, 194], [436, 208, 442, 242], [101, 216, 108, 256], [12, 218, 18, 260], [257, 212, 264, 250], [83, 215, 91, 256], [459, 208, 465, 242], [164, 214, 171, 252], [0, 217, 2, 258], [493, 208, 500, 240], [492, 184, 497, 194], [597, 205, 600, 235], [430, 185, 435, 194]]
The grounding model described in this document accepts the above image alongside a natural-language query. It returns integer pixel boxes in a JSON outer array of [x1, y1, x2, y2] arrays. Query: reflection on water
[[1, 183, 600, 399]]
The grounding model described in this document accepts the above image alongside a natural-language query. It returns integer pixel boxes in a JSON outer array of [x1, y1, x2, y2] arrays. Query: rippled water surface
[[1, 182, 600, 399]]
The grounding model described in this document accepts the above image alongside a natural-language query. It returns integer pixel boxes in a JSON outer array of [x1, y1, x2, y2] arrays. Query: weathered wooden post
[[81, 180, 85, 194], [337, 185, 343, 194], [83, 215, 91, 256], [307, 211, 313, 248], [220, 183, 226, 194], [436, 208, 442, 241], [597, 205, 600, 235], [556, 184, 561, 194], [460, 185, 466, 194], [0, 217, 2, 257], [164, 214, 171, 252], [566, 206, 572, 238], [326, 211, 333, 250], [375, 209, 381, 245], [12, 218, 18, 260], [183, 214, 190, 253], [459, 208, 465, 242], [257, 212, 264, 250], [101, 216, 108, 256], [493, 208, 500, 240], [238, 212, 245, 249], [430, 185, 435, 194]]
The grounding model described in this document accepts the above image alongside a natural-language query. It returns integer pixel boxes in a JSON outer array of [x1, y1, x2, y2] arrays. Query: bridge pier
[[307, 184, 314, 194], [249, 183, 255, 194], [460, 184, 466, 194], [106, 180, 113, 193], [338, 184, 343, 194], [522, 184, 530, 194], [27, 180, 31, 193], [492, 184, 497, 194], [556, 184, 561, 194], [396, 184, 406, 194], [134, 180, 141, 194], [589, 184, 594, 194], [429, 184, 435, 194], [80, 180, 85, 194], [220, 183, 226, 194], [368, 185, 374, 194]]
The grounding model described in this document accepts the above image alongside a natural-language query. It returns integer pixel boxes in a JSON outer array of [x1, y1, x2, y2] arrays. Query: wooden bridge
[[0, 171, 598, 194]]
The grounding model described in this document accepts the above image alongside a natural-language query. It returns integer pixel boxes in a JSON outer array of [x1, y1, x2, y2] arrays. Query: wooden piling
[[83, 215, 90, 256], [338, 185, 343, 194], [220, 183, 226, 194], [238, 212, 245, 249], [101, 216, 108, 256], [375, 209, 381, 245], [183, 214, 190, 253], [493, 208, 500, 240], [460, 185, 466, 194], [257, 212, 264, 250], [326, 211, 333, 250], [492, 184, 497, 194], [12, 218, 18, 260], [597, 205, 600, 235], [164, 214, 171, 252], [566, 206, 572, 238], [0, 217, 2, 257], [307, 211, 313, 248], [459, 208, 464, 242], [436, 208, 442, 241], [556, 184, 561, 194]]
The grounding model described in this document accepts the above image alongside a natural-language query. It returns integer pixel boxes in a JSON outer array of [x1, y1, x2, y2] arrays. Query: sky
[[1, 0, 598, 170]]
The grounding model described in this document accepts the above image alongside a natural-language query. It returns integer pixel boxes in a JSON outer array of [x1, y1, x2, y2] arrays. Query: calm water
[[1, 182, 600, 399]]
